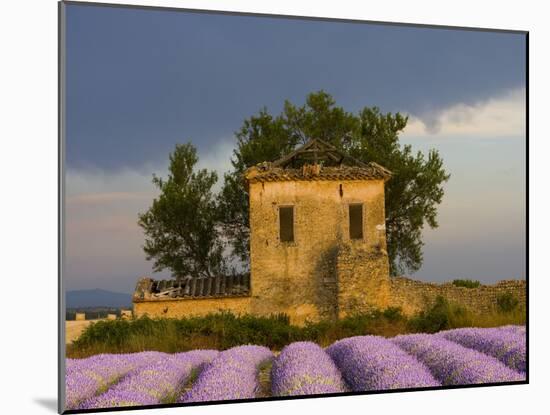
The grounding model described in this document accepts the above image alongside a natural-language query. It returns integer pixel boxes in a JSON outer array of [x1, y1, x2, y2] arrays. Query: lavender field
[[66, 325, 526, 410]]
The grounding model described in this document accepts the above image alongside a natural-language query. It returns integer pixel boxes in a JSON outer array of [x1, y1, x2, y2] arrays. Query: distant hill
[[66, 289, 132, 309]]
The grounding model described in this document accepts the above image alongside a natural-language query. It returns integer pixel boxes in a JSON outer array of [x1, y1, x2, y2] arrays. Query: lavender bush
[[78, 350, 218, 409], [326, 336, 440, 391], [66, 326, 526, 409], [65, 351, 168, 409], [392, 334, 525, 385], [180, 345, 273, 403], [271, 341, 346, 396], [439, 327, 526, 373], [498, 325, 526, 335]]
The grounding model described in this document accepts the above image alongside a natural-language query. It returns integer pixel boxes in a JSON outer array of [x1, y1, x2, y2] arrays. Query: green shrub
[[496, 291, 519, 313], [69, 308, 411, 356], [74, 318, 133, 348], [382, 307, 404, 322], [452, 279, 481, 288], [66, 302, 523, 358], [70, 311, 304, 357], [408, 296, 451, 333]]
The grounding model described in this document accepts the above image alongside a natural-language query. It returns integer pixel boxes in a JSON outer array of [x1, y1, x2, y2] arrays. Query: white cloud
[[196, 139, 236, 179], [402, 88, 526, 139], [64, 139, 236, 291], [66, 166, 161, 199], [66, 138, 236, 200]]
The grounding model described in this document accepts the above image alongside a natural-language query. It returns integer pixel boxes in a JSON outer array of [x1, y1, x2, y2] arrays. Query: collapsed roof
[[133, 274, 250, 302], [244, 138, 391, 185]]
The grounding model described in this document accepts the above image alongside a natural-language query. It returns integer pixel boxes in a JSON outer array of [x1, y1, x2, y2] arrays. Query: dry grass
[[449, 307, 526, 328], [256, 361, 274, 398]]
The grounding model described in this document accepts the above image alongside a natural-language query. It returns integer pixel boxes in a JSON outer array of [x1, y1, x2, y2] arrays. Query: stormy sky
[[64, 3, 526, 293]]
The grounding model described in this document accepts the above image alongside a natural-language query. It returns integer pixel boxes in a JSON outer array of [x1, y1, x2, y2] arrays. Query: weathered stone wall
[[248, 179, 388, 324], [133, 296, 252, 319], [132, 171, 524, 323], [390, 276, 526, 315], [133, 275, 526, 321], [336, 243, 391, 318]]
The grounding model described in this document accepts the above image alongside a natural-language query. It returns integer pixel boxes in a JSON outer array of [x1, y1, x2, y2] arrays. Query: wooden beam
[[272, 139, 319, 167]]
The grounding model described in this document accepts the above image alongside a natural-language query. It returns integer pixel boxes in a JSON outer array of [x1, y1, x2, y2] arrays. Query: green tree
[[138, 143, 227, 279], [219, 91, 450, 275]]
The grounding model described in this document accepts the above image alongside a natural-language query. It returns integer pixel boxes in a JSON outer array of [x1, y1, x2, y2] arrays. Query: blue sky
[[64, 3, 526, 293]]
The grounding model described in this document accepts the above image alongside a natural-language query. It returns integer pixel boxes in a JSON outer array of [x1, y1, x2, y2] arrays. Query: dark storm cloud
[[65, 4, 525, 170]]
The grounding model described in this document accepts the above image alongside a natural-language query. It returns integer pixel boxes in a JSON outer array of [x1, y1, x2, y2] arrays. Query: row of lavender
[[66, 325, 526, 410]]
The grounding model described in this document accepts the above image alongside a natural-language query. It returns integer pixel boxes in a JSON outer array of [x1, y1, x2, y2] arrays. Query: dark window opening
[[279, 206, 294, 242], [349, 204, 363, 240]]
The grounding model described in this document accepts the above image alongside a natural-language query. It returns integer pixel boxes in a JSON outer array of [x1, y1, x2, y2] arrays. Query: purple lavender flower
[[271, 342, 346, 396], [180, 345, 273, 403], [65, 351, 168, 409], [392, 334, 525, 385], [326, 336, 440, 391], [439, 327, 526, 373], [79, 350, 218, 409], [498, 325, 526, 336]]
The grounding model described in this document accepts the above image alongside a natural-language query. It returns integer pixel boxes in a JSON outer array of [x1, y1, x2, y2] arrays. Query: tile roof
[[246, 164, 390, 183], [244, 138, 391, 184]]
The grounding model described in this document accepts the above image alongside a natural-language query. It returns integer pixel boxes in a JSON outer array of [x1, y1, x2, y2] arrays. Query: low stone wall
[[132, 269, 525, 322], [390, 276, 526, 315], [133, 296, 252, 319]]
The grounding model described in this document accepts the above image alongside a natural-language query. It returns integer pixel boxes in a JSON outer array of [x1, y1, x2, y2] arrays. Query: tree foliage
[[219, 91, 450, 275], [138, 143, 227, 279]]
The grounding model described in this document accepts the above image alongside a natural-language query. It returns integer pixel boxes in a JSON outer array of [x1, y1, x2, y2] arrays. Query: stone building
[[245, 138, 392, 321], [133, 138, 527, 322], [133, 138, 394, 324], [132, 138, 527, 323]]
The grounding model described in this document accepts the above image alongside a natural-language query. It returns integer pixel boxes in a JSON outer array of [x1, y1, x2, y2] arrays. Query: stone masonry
[[132, 138, 525, 324]]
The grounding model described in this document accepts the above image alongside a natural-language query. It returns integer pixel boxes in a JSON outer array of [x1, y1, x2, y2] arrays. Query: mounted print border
[[59, 1, 528, 413]]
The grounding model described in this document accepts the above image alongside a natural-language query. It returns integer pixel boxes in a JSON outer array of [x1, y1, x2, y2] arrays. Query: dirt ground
[[65, 319, 104, 344]]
